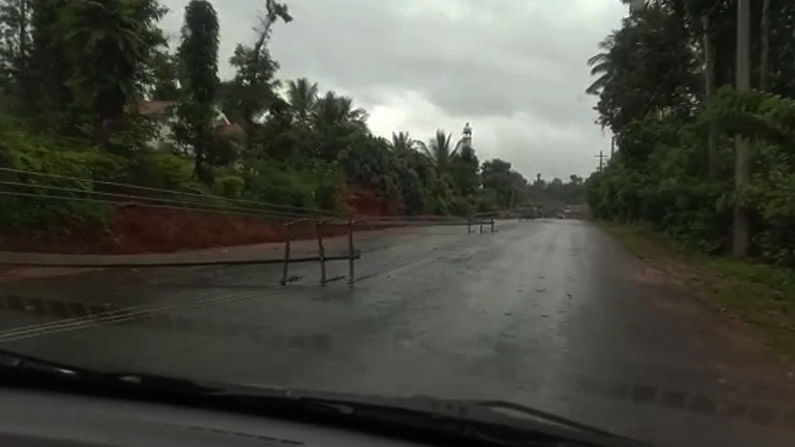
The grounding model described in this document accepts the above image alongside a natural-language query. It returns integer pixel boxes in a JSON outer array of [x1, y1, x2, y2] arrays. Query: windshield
[[0, 1, 794, 446]]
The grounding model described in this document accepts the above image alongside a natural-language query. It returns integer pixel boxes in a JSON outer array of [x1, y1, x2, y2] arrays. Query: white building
[[135, 101, 244, 150]]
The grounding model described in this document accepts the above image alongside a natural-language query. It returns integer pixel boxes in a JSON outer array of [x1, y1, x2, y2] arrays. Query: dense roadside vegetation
[[586, 0, 795, 268], [587, 0, 795, 356], [0, 0, 584, 240], [601, 223, 795, 359]]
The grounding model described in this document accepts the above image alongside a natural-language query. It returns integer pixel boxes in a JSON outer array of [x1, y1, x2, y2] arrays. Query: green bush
[[213, 174, 245, 199], [243, 160, 317, 209], [0, 126, 115, 230], [314, 164, 345, 211], [124, 152, 193, 190]]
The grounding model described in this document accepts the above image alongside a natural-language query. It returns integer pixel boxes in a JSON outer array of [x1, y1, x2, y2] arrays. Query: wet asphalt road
[[0, 219, 794, 447]]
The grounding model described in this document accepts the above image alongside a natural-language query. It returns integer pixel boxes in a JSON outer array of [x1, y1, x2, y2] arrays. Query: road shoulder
[[599, 222, 795, 364]]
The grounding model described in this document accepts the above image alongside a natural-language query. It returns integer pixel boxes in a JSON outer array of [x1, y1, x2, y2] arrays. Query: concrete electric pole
[[733, 0, 751, 257]]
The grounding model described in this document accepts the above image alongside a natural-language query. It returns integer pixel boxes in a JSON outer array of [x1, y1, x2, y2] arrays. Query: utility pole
[[595, 151, 607, 172], [702, 14, 718, 178], [760, 0, 770, 91], [733, 0, 751, 257]]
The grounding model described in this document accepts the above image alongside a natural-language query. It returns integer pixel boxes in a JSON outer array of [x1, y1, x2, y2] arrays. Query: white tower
[[462, 122, 472, 148]]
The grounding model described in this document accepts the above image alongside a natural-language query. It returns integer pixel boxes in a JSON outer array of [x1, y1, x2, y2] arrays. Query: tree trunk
[[702, 15, 718, 178], [733, 0, 751, 258], [194, 146, 206, 181], [760, 0, 770, 90]]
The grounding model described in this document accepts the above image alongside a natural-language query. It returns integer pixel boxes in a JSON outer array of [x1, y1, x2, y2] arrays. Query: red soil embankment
[[0, 206, 358, 255], [0, 186, 404, 255]]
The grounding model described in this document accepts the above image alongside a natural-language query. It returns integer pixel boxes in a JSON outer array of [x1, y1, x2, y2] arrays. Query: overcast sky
[[160, 0, 627, 180]]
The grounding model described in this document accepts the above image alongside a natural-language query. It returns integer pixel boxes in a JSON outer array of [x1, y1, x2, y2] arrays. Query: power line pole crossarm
[[595, 151, 607, 172]]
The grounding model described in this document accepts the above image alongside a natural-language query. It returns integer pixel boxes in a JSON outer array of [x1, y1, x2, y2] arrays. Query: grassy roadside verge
[[599, 222, 795, 362]]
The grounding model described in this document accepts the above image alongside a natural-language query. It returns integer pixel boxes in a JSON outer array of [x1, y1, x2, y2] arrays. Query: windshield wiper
[[0, 349, 648, 447]]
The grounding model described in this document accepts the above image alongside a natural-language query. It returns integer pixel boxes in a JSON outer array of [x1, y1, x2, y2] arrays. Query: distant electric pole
[[595, 151, 607, 171], [733, 0, 751, 257]]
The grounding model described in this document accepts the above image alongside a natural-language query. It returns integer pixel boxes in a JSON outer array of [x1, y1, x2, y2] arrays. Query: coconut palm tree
[[313, 91, 366, 127], [390, 131, 417, 153], [585, 33, 615, 95], [286, 78, 318, 122], [417, 129, 464, 170]]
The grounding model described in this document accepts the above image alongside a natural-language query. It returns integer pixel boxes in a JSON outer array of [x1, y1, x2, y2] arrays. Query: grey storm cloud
[[159, 0, 626, 179]]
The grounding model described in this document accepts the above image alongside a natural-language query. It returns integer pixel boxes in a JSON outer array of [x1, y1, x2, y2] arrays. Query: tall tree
[[149, 48, 179, 101], [449, 144, 479, 196], [226, 0, 291, 150], [585, 33, 615, 96], [0, 0, 33, 111], [586, 3, 700, 135], [767, 1, 795, 97], [312, 90, 367, 161], [29, 0, 72, 130], [176, 0, 219, 180], [390, 131, 416, 154], [418, 130, 462, 172], [58, 0, 166, 145], [313, 91, 366, 127], [481, 159, 526, 209]]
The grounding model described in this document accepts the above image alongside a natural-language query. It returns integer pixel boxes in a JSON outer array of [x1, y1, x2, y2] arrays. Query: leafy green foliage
[[418, 130, 461, 171], [588, 91, 795, 264], [242, 158, 340, 210], [58, 0, 166, 145], [148, 48, 179, 101], [223, 2, 290, 149], [587, 1, 795, 267], [481, 159, 525, 209], [0, 0, 33, 111], [286, 78, 318, 124], [1, 0, 572, 245], [175, 0, 219, 181], [124, 151, 193, 190], [587, 3, 699, 134], [0, 121, 114, 229], [213, 174, 245, 199]]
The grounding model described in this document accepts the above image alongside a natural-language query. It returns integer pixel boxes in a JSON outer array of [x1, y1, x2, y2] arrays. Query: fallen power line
[[0, 181, 332, 220], [0, 190, 324, 220], [0, 166, 346, 217], [0, 253, 361, 268]]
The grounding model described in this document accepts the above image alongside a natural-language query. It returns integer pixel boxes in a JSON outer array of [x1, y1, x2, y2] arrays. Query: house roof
[[135, 100, 175, 118], [214, 122, 245, 139], [133, 100, 245, 139]]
